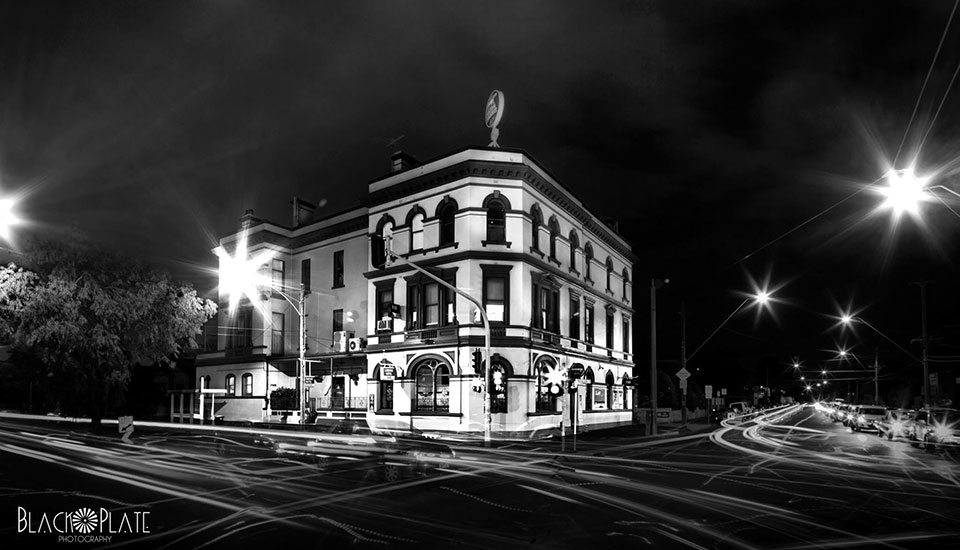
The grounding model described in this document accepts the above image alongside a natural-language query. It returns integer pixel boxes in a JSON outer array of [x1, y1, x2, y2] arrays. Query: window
[[535, 357, 559, 413], [530, 205, 542, 251], [333, 308, 343, 335], [227, 307, 253, 349], [271, 259, 285, 293], [406, 270, 457, 329], [584, 243, 594, 281], [584, 370, 595, 410], [584, 300, 595, 344], [377, 363, 395, 411], [568, 230, 579, 271], [592, 373, 607, 410], [242, 373, 253, 396], [605, 371, 616, 410], [414, 358, 450, 412], [548, 216, 560, 260], [486, 198, 507, 243], [437, 199, 457, 246], [619, 375, 629, 409], [606, 257, 614, 292], [481, 265, 512, 324], [410, 210, 425, 251], [301, 259, 311, 294], [606, 308, 615, 349], [225, 374, 236, 396], [622, 316, 630, 353], [531, 274, 560, 333], [569, 294, 580, 340], [333, 250, 344, 287], [271, 312, 284, 355], [371, 216, 394, 270], [375, 280, 394, 321], [622, 268, 630, 301], [201, 375, 211, 390], [491, 361, 509, 414]]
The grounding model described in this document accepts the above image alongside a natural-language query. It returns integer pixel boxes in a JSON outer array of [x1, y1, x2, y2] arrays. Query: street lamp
[[649, 277, 669, 436], [216, 235, 310, 424], [1, 195, 22, 243], [877, 168, 931, 220]]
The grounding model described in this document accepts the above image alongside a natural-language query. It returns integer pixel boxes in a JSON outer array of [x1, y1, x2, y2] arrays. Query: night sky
[[3, 1, 960, 393]]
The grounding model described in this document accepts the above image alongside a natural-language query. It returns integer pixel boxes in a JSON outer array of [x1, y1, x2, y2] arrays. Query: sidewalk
[[567, 419, 716, 442]]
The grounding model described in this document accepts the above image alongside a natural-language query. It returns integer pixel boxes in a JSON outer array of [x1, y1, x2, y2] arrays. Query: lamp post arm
[[687, 298, 749, 362], [385, 248, 493, 447]]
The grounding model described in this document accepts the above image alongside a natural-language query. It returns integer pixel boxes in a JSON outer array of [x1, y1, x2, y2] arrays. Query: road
[[0, 406, 957, 549]]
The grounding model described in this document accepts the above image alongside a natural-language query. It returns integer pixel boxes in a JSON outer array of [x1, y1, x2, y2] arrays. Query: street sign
[[676, 367, 691, 381], [568, 364, 585, 380], [704, 384, 713, 398], [679, 379, 688, 390], [304, 376, 315, 386]]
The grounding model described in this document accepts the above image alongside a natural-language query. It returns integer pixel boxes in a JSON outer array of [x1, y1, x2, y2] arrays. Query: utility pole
[[912, 280, 931, 407], [680, 301, 687, 428], [873, 347, 880, 405]]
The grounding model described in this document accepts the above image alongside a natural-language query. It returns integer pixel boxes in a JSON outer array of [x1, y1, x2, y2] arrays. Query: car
[[849, 405, 886, 432], [908, 408, 960, 452], [877, 408, 916, 440], [728, 401, 754, 415], [831, 403, 851, 423]]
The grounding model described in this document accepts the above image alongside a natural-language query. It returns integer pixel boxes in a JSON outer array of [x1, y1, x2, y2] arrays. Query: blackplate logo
[[17, 506, 151, 543]]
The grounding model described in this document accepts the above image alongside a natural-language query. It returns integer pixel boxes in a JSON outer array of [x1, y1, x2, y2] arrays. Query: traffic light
[[472, 348, 483, 376], [492, 370, 504, 393], [549, 382, 563, 396]]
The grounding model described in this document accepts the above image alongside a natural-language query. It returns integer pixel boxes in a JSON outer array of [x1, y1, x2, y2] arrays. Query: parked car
[[728, 401, 754, 415], [831, 403, 851, 423], [908, 408, 960, 452], [849, 405, 886, 432], [877, 408, 916, 440]]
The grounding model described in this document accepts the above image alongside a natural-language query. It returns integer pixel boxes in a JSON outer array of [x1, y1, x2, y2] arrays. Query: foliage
[[270, 387, 299, 410], [0, 239, 217, 426]]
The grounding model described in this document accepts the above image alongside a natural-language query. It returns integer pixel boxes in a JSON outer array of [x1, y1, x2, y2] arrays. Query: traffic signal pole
[[385, 243, 493, 447]]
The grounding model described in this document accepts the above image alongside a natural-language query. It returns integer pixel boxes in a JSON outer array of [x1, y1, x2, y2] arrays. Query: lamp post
[[384, 243, 493, 447], [269, 283, 308, 422], [649, 277, 669, 436]]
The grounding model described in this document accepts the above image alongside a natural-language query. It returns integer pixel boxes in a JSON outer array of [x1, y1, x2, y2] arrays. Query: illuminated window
[[271, 259, 285, 292], [409, 209, 425, 251], [414, 359, 450, 412], [406, 270, 456, 329], [481, 264, 512, 324], [225, 374, 236, 396], [242, 373, 253, 396]]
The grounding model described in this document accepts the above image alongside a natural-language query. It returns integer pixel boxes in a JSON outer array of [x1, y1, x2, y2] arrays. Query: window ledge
[[481, 240, 512, 248], [332, 284, 345, 289], [527, 411, 561, 417], [568, 267, 580, 276], [529, 247, 545, 258], [584, 277, 595, 286], [374, 409, 395, 415], [547, 256, 562, 267], [399, 411, 463, 417]]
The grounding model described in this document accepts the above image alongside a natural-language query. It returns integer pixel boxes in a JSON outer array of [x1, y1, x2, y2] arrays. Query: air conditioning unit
[[376, 318, 393, 333], [332, 330, 348, 352], [348, 338, 364, 352]]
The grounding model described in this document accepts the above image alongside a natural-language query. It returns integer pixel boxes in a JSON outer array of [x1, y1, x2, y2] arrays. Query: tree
[[0, 239, 217, 428]]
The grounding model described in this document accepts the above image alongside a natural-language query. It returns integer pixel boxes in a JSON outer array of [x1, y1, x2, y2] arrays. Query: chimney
[[239, 209, 260, 230], [291, 197, 316, 227], [390, 150, 419, 173]]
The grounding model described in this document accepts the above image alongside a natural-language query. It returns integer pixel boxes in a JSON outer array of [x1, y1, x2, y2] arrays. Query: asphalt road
[[0, 406, 957, 549]]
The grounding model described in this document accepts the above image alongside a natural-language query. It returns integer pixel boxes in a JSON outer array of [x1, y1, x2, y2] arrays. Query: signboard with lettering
[[568, 364, 584, 380], [381, 365, 396, 381]]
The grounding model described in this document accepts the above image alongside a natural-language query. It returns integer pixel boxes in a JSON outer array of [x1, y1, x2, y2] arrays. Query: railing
[[317, 396, 367, 410], [405, 326, 458, 342]]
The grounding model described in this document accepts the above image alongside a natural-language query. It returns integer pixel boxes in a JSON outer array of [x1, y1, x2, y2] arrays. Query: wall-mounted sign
[[485, 90, 505, 148], [381, 365, 396, 381]]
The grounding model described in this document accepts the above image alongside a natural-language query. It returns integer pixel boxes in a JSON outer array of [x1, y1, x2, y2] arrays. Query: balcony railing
[[317, 396, 367, 411]]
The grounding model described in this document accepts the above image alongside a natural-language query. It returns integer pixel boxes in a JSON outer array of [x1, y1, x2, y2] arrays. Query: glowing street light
[[878, 168, 931, 219], [216, 233, 310, 424], [0, 196, 22, 242]]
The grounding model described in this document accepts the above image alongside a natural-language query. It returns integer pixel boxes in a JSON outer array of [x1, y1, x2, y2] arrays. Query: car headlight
[[934, 426, 953, 440], [857, 415, 865, 423]]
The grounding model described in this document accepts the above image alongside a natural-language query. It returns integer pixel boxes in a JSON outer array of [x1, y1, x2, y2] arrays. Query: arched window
[[201, 375, 211, 390], [605, 371, 616, 411], [530, 205, 543, 251], [414, 358, 450, 412], [606, 257, 614, 292], [568, 230, 579, 271], [620, 374, 631, 410], [535, 356, 560, 413], [622, 268, 630, 301], [548, 216, 560, 260], [584, 369, 595, 411], [242, 373, 253, 396], [371, 215, 395, 269], [408, 208, 425, 252], [437, 199, 457, 246], [225, 374, 236, 396], [486, 198, 507, 243], [584, 243, 594, 281], [376, 363, 395, 411], [490, 357, 513, 414]]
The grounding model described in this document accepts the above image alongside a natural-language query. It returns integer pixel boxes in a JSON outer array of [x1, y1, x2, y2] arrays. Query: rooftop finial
[[485, 90, 505, 147]]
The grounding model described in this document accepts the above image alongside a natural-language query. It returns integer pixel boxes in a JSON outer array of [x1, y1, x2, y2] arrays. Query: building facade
[[196, 147, 636, 436]]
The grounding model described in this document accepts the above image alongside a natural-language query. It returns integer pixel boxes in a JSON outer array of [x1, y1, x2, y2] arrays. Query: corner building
[[199, 146, 636, 437]]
